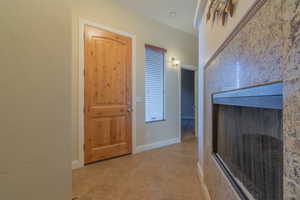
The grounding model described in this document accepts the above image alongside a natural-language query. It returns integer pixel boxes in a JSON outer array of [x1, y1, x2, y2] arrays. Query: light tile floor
[[72, 138, 206, 200]]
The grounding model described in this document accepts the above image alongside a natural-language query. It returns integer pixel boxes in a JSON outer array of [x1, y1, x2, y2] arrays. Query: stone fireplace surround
[[203, 0, 300, 199]]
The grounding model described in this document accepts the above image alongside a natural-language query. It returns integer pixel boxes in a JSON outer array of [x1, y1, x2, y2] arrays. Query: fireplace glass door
[[212, 82, 283, 200]]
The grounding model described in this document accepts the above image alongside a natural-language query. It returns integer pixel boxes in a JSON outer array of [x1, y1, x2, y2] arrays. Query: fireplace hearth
[[212, 82, 283, 200]]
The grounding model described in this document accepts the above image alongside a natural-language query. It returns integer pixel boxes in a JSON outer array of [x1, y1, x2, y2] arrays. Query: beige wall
[[0, 0, 72, 200], [72, 0, 198, 161], [198, 0, 256, 67], [196, 0, 256, 167]]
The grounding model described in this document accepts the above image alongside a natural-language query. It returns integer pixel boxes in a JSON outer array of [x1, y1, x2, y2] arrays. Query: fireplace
[[212, 82, 283, 200]]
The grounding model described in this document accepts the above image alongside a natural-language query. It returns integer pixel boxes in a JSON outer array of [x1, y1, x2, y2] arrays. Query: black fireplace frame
[[211, 81, 283, 200]]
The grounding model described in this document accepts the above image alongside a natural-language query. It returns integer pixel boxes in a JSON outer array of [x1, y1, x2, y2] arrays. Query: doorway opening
[[181, 68, 197, 141]]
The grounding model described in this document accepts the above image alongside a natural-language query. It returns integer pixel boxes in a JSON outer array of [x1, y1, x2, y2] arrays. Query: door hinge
[[83, 69, 86, 76], [83, 144, 85, 151]]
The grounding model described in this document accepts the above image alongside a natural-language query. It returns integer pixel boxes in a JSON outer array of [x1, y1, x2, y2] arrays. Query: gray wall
[[203, 0, 300, 199], [0, 0, 72, 199], [197, 0, 257, 169]]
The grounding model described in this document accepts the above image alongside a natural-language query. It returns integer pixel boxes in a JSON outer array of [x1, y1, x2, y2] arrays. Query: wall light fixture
[[171, 57, 180, 67]]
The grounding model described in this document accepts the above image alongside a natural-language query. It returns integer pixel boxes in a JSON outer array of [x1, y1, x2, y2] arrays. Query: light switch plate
[[136, 96, 144, 103]]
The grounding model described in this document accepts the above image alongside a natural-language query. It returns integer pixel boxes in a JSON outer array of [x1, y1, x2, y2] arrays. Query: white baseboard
[[197, 161, 204, 179], [197, 162, 211, 200], [72, 160, 84, 170], [135, 138, 180, 153], [72, 138, 180, 168]]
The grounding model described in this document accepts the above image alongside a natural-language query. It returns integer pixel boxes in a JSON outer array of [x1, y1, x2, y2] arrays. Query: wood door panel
[[84, 25, 132, 164], [90, 116, 127, 148], [92, 143, 129, 161], [111, 116, 127, 143], [93, 38, 126, 105], [91, 118, 112, 148], [90, 106, 127, 118]]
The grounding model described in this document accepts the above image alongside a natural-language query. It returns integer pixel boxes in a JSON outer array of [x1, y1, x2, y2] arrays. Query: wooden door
[[84, 25, 132, 164]]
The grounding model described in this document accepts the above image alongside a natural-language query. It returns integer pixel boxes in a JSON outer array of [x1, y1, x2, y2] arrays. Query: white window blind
[[144, 45, 166, 123]]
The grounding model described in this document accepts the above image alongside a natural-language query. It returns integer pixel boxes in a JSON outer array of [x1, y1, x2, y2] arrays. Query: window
[[144, 44, 166, 123]]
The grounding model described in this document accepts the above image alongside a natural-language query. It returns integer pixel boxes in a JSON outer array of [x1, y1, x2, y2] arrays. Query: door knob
[[127, 102, 133, 112]]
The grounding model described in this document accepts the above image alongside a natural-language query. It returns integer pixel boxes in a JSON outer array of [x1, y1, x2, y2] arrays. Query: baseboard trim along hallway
[[72, 160, 83, 170], [135, 138, 180, 153], [197, 162, 212, 200], [72, 138, 181, 169]]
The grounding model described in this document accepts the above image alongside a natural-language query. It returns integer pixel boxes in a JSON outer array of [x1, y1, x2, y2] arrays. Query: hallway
[[72, 138, 205, 200]]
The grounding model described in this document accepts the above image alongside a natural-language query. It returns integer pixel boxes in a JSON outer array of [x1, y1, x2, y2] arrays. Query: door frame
[[77, 19, 137, 168], [178, 64, 198, 142]]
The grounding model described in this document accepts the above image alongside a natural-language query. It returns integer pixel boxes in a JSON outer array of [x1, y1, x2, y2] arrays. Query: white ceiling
[[114, 0, 199, 36]]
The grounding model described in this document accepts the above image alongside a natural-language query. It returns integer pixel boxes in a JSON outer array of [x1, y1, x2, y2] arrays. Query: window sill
[[145, 119, 166, 124]]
